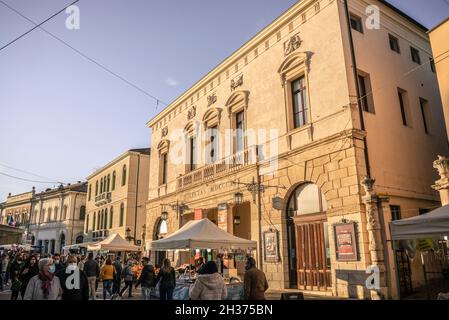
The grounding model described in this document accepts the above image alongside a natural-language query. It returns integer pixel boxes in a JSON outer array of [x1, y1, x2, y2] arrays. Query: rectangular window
[[88, 185, 91, 201], [419, 208, 430, 215], [357, 72, 375, 113], [429, 57, 436, 73], [291, 76, 308, 128], [235, 111, 245, 152], [419, 98, 430, 134], [189, 136, 197, 171], [159, 153, 168, 185], [350, 14, 363, 33], [207, 126, 218, 164], [397, 88, 409, 126], [389, 34, 400, 53], [390, 205, 401, 221], [410, 47, 421, 64]]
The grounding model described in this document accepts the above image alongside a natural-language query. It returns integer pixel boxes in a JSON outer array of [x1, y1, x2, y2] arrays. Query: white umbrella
[[87, 233, 140, 251]]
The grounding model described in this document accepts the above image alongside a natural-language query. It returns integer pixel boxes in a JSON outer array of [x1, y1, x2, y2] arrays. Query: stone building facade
[[84, 149, 150, 247], [28, 182, 87, 254], [145, 0, 448, 299]]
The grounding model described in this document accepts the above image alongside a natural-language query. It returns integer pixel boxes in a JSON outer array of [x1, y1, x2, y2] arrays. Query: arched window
[[34, 210, 38, 224], [287, 183, 328, 217], [122, 165, 127, 186], [47, 208, 52, 222], [107, 174, 111, 192], [112, 171, 116, 190], [62, 206, 68, 220], [88, 184, 92, 201], [100, 177, 104, 194], [79, 206, 86, 220], [76, 235, 83, 244], [95, 180, 99, 196], [104, 208, 108, 229], [86, 214, 89, 233], [99, 210, 103, 230], [92, 212, 96, 231], [60, 233, 65, 253], [109, 206, 113, 229], [42, 209, 46, 223], [54, 207, 59, 221], [119, 203, 124, 227]]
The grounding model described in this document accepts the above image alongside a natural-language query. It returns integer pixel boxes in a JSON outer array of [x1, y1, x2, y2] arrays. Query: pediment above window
[[157, 139, 170, 154], [202, 108, 222, 128], [225, 90, 250, 116], [278, 51, 313, 87], [184, 121, 200, 138]]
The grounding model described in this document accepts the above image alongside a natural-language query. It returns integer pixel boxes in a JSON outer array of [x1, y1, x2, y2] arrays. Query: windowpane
[[109, 207, 113, 229], [389, 34, 400, 53], [390, 205, 401, 221], [350, 14, 363, 33], [420, 98, 429, 134], [236, 111, 244, 152], [410, 47, 421, 64], [291, 76, 308, 128], [397, 89, 408, 126]]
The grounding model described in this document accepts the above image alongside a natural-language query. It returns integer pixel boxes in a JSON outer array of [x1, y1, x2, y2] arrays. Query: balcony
[[95, 192, 112, 207], [177, 146, 258, 190], [90, 229, 109, 241]]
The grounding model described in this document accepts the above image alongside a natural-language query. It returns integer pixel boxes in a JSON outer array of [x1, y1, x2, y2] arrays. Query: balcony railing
[[177, 146, 258, 190], [95, 192, 112, 207]]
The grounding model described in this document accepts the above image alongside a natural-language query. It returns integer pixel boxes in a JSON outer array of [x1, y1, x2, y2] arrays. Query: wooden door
[[295, 216, 331, 291]]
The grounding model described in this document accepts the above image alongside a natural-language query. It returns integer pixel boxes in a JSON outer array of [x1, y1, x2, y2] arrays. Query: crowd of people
[[0, 249, 269, 301]]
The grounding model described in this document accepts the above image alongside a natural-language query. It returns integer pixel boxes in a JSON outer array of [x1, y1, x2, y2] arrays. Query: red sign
[[194, 209, 203, 220]]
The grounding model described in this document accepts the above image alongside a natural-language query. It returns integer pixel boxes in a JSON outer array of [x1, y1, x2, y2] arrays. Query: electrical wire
[[0, 171, 61, 184]]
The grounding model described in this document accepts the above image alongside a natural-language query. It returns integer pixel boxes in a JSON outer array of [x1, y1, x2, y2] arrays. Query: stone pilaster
[[432, 155, 449, 206], [361, 176, 387, 300]]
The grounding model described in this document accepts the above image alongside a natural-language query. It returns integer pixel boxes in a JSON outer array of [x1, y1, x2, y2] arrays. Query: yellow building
[[145, 0, 448, 299], [85, 149, 150, 247]]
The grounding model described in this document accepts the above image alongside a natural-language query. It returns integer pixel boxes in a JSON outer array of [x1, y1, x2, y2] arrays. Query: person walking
[[24, 258, 62, 300], [112, 256, 122, 294], [243, 257, 268, 300], [10, 254, 25, 300], [77, 255, 86, 272], [0, 254, 9, 291], [189, 261, 227, 300], [52, 254, 65, 274], [119, 261, 134, 298], [100, 258, 115, 300], [156, 259, 176, 301], [56, 255, 89, 300], [19, 255, 39, 299], [135, 257, 156, 300], [83, 252, 100, 300]]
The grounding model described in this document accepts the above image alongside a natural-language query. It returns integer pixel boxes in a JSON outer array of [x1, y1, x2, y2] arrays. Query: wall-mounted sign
[[334, 222, 358, 261], [263, 229, 280, 263], [217, 203, 228, 232]]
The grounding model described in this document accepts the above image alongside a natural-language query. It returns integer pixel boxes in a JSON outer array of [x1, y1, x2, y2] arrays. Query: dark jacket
[[136, 265, 156, 288], [19, 263, 39, 294], [83, 259, 100, 278], [113, 261, 122, 279], [54, 261, 65, 274], [156, 267, 176, 289], [56, 265, 89, 301], [243, 267, 269, 300]]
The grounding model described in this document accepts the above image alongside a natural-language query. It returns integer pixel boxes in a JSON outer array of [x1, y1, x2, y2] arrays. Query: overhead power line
[[0, 171, 62, 184], [0, 0, 168, 107], [0, 0, 79, 51]]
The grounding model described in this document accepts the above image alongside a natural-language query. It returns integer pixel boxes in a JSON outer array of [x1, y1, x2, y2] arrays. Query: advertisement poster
[[335, 223, 358, 261]]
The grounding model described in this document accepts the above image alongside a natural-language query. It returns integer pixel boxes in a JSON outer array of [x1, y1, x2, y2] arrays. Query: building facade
[[84, 149, 150, 246], [145, 0, 448, 299], [28, 182, 87, 254]]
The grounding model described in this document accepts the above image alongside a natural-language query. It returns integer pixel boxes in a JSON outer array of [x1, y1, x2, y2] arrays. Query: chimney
[[433, 155, 449, 206]]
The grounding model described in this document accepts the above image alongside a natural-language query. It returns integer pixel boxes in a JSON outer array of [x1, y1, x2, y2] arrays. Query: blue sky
[[0, 0, 448, 201]]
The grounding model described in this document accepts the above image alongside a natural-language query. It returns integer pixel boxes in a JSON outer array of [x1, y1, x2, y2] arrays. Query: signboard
[[194, 209, 203, 220], [263, 229, 280, 263], [272, 197, 286, 210], [217, 203, 228, 232], [334, 223, 358, 261]]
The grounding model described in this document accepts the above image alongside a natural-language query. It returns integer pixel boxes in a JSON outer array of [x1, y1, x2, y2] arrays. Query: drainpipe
[[256, 147, 264, 271], [133, 154, 141, 243], [343, 0, 371, 177]]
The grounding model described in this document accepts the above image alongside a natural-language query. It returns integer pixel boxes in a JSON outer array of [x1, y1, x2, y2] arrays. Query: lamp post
[[125, 227, 134, 243]]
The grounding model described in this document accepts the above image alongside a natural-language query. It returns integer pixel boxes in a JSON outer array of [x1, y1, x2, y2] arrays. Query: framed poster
[[334, 222, 358, 261], [263, 229, 280, 263]]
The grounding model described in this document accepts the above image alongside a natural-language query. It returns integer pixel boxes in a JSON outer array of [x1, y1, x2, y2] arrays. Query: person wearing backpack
[[119, 261, 134, 298], [135, 257, 156, 300]]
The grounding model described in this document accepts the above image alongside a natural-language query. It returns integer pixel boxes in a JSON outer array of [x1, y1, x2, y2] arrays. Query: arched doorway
[[286, 183, 331, 291], [153, 218, 167, 267], [59, 233, 65, 253]]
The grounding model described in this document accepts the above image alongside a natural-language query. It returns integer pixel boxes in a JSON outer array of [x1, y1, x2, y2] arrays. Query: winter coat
[[83, 259, 100, 278], [24, 274, 62, 300], [243, 267, 269, 300], [1, 257, 9, 272], [189, 273, 227, 300], [19, 263, 39, 293], [156, 267, 176, 289], [100, 265, 116, 281], [56, 266, 89, 301], [113, 261, 122, 278], [136, 265, 156, 288]]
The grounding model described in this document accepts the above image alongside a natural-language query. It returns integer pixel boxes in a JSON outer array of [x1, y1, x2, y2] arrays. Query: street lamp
[[161, 211, 169, 221], [233, 215, 241, 226], [234, 192, 244, 205], [125, 227, 134, 243]]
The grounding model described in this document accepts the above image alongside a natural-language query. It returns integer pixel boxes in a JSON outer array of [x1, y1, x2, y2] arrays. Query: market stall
[[87, 233, 141, 252], [62, 242, 95, 255], [148, 218, 257, 300], [390, 205, 449, 299]]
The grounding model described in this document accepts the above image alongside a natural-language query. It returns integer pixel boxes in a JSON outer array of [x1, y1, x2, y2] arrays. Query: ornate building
[[145, 0, 448, 299]]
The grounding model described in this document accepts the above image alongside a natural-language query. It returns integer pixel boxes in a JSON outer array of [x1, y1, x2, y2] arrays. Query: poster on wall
[[217, 203, 228, 232], [263, 229, 280, 263], [334, 222, 358, 261]]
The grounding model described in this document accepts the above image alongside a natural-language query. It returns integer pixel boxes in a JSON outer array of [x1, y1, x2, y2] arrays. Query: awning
[[87, 233, 140, 252], [0, 225, 24, 245], [63, 242, 95, 251], [148, 218, 258, 251], [390, 204, 449, 240]]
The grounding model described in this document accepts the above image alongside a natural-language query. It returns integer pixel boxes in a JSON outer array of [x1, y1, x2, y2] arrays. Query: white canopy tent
[[62, 242, 95, 251], [87, 233, 140, 252], [148, 218, 257, 251], [390, 204, 449, 240]]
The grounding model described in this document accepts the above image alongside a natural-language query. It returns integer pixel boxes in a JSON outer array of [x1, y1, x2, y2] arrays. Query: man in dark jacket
[[135, 257, 156, 300], [56, 255, 89, 300], [83, 252, 100, 300], [112, 256, 122, 294], [53, 253, 65, 274], [243, 257, 269, 300]]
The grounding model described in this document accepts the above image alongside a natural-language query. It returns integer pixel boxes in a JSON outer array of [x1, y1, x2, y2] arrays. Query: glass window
[[189, 137, 197, 171], [397, 88, 408, 126], [390, 205, 401, 221], [107, 174, 110, 192], [109, 207, 113, 229], [86, 215, 89, 233], [287, 183, 327, 217], [235, 111, 245, 152], [429, 57, 436, 73], [93, 212, 96, 231], [95, 181, 98, 196], [104, 208, 108, 229], [112, 171, 116, 190], [79, 206, 86, 220], [389, 34, 400, 53], [160, 153, 168, 185], [419, 97, 430, 134], [350, 14, 363, 33], [357, 72, 374, 113], [410, 47, 421, 64], [122, 165, 127, 186], [291, 76, 308, 128], [207, 126, 218, 164], [88, 184, 91, 201], [119, 203, 124, 227]]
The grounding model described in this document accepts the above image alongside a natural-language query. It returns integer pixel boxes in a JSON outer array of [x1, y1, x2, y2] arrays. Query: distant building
[[84, 148, 150, 247], [28, 182, 87, 254]]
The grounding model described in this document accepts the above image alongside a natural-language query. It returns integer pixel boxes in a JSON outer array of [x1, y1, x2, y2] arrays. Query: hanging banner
[[416, 239, 434, 252], [217, 203, 228, 232]]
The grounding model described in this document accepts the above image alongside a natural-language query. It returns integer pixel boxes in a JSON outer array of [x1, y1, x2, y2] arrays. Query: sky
[[0, 0, 448, 201]]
